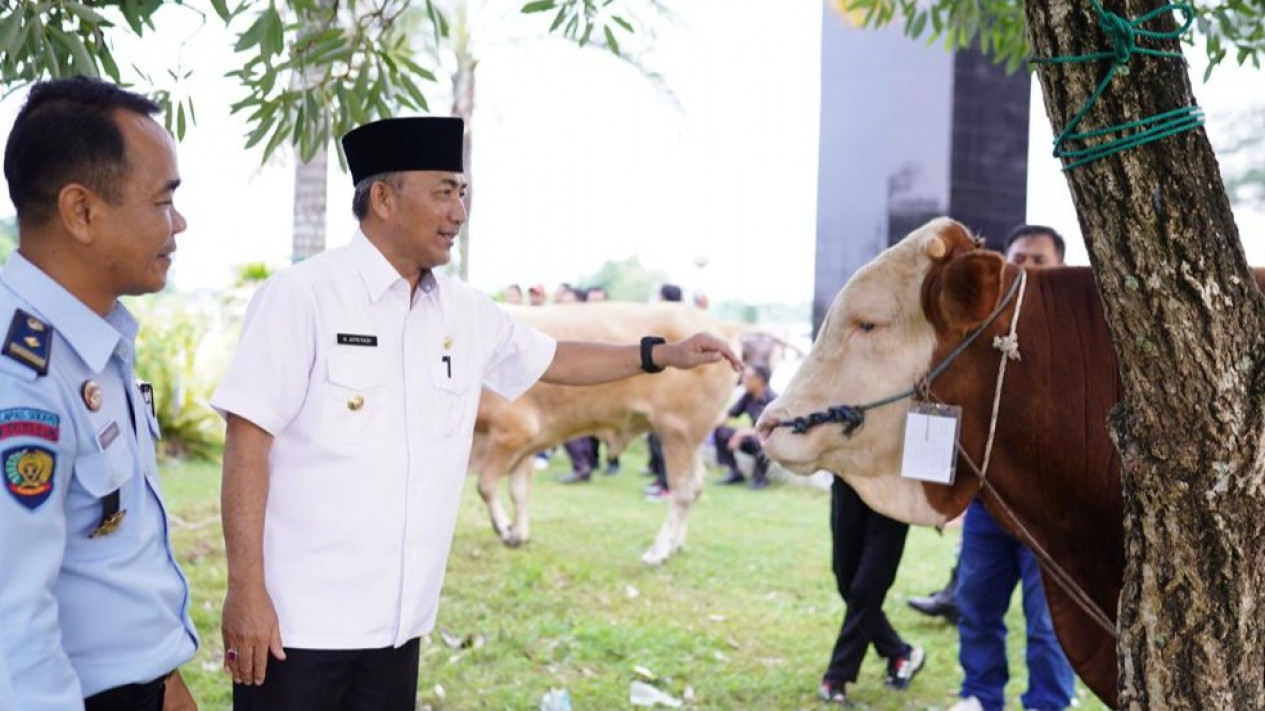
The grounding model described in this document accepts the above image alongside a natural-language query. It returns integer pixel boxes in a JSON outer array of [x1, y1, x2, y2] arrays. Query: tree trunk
[[290, 0, 333, 262], [1025, 1, 1265, 708], [291, 144, 328, 261], [452, 52, 477, 280]]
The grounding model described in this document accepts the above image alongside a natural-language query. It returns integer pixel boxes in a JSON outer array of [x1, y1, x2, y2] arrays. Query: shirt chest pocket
[[69, 446, 138, 544], [429, 344, 473, 438], [323, 348, 390, 441]]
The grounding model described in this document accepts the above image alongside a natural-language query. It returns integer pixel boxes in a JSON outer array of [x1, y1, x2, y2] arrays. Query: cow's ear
[[937, 251, 1006, 331]]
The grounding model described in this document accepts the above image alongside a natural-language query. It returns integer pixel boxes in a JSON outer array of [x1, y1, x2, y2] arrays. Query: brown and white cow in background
[[758, 217, 1129, 707], [470, 302, 740, 565]]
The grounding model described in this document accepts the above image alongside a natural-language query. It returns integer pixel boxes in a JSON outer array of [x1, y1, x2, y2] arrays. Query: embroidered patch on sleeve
[[0, 408, 60, 442], [3, 444, 56, 510]]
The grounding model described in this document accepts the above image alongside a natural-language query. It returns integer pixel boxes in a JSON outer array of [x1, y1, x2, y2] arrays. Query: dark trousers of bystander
[[823, 477, 911, 684]]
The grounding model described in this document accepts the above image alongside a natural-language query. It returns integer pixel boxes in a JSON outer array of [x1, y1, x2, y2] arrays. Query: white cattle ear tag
[[899, 402, 961, 485]]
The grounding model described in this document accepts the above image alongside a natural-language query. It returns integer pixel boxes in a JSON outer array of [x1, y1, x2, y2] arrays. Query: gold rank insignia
[[443, 336, 453, 349], [347, 395, 365, 411], [89, 510, 127, 538], [4, 309, 52, 376], [82, 380, 103, 412]]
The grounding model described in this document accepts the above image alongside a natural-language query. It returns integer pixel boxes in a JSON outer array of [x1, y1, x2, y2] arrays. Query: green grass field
[[163, 448, 1109, 711]]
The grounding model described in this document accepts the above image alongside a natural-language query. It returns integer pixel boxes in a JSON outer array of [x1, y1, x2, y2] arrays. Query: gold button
[[443, 336, 453, 349], [347, 395, 365, 411]]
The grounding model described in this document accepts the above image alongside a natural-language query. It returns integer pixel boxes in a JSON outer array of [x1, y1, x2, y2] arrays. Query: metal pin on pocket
[[347, 395, 365, 411]]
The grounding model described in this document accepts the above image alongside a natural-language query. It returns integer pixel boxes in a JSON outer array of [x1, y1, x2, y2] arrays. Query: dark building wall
[[814, 10, 1031, 333], [948, 47, 1031, 250], [813, 15, 953, 333]]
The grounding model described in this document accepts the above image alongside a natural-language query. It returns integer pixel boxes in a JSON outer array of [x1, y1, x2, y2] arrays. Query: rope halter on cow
[[772, 269, 1028, 438]]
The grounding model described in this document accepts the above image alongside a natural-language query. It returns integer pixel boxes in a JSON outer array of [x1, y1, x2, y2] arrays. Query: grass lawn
[[163, 446, 1108, 711]]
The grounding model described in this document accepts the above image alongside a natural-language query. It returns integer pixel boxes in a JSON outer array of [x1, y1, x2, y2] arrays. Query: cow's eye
[[857, 322, 877, 333]]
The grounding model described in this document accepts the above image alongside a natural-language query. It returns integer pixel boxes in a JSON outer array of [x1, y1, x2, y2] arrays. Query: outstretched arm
[[541, 332, 742, 385]]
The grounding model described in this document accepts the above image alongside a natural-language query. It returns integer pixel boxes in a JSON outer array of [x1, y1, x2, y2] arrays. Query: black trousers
[[233, 638, 421, 711], [823, 477, 910, 684], [85, 676, 167, 711], [713, 426, 768, 481], [647, 433, 666, 487], [563, 436, 596, 474]]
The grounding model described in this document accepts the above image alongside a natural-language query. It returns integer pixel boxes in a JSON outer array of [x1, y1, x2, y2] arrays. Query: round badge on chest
[[81, 380, 103, 412]]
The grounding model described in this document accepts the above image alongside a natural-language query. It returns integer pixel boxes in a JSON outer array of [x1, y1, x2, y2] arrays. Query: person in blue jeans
[[949, 225, 1076, 711], [951, 499, 1075, 711]]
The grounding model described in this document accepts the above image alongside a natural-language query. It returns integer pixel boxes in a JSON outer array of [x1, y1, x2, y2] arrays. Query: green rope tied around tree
[[1030, 0, 1204, 171]]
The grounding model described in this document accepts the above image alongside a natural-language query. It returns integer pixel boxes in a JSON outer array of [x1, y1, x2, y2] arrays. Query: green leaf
[[265, 7, 285, 59], [908, 10, 927, 38], [603, 25, 619, 54], [210, 0, 231, 22], [397, 71, 430, 112], [63, 2, 110, 26], [0, 11, 21, 54], [235, 11, 269, 52], [397, 55, 438, 83], [522, 0, 557, 13], [262, 119, 289, 161], [243, 112, 277, 149], [120, 3, 145, 35], [176, 100, 186, 139], [98, 46, 120, 81], [549, 6, 567, 32], [611, 15, 633, 33]]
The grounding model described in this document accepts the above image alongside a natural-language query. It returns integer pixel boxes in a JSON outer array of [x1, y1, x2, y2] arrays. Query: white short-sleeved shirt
[[211, 232, 555, 649]]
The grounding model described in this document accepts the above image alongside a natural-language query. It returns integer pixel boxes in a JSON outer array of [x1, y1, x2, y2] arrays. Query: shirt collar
[[0, 252, 134, 372], [350, 230, 442, 303]]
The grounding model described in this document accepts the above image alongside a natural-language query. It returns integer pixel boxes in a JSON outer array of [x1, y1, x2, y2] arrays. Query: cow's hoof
[[641, 548, 669, 566], [503, 531, 525, 548]]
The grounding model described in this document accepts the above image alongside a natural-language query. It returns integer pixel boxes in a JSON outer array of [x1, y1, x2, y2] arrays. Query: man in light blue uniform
[[0, 78, 199, 710]]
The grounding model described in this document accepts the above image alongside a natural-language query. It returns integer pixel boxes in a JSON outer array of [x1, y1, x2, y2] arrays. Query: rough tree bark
[[1025, 0, 1265, 708]]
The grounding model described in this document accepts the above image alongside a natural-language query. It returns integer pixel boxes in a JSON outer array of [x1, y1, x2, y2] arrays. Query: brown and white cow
[[470, 301, 740, 565], [757, 217, 1127, 707]]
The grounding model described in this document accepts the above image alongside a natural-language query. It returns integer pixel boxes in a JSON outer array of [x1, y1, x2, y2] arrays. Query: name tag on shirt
[[898, 402, 961, 485], [337, 333, 378, 347], [96, 420, 121, 451]]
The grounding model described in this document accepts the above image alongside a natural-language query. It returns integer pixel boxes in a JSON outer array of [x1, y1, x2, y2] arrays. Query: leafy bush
[[128, 293, 230, 462], [0, 217, 15, 266]]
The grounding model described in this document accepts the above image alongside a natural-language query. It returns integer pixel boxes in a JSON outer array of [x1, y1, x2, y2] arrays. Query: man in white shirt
[[212, 116, 741, 711]]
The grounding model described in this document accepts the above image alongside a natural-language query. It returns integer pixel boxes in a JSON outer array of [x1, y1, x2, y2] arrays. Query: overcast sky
[[0, 1, 1261, 303]]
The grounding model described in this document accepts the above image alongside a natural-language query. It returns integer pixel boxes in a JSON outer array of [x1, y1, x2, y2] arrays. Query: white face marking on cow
[[760, 218, 963, 525]]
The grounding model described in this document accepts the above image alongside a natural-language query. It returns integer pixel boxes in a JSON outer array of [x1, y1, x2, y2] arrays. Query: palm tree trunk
[[292, 144, 328, 261], [452, 51, 477, 280]]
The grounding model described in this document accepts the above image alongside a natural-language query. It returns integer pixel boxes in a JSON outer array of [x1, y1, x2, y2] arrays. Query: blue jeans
[[957, 499, 1075, 711]]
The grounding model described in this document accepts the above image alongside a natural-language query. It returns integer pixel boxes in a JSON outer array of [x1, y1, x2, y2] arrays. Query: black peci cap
[[340, 117, 464, 185]]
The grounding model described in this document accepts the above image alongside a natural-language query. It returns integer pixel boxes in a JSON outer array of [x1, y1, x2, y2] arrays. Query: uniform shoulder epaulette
[[3, 308, 53, 376]]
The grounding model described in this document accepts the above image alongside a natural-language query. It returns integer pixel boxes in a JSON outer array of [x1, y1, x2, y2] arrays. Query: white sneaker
[[947, 697, 985, 711]]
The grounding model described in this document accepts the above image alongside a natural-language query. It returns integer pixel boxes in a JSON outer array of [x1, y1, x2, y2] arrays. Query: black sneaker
[[885, 644, 925, 690], [817, 679, 852, 706]]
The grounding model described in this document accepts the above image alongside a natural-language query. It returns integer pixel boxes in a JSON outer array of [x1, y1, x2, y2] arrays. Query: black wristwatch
[[640, 335, 666, 373]]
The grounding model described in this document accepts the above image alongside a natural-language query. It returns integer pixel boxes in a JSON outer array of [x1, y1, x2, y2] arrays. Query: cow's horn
[[922, 234, 947, 259]]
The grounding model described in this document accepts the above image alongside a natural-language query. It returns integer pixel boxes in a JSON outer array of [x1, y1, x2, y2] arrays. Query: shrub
[[128, 293, 229, 462]]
